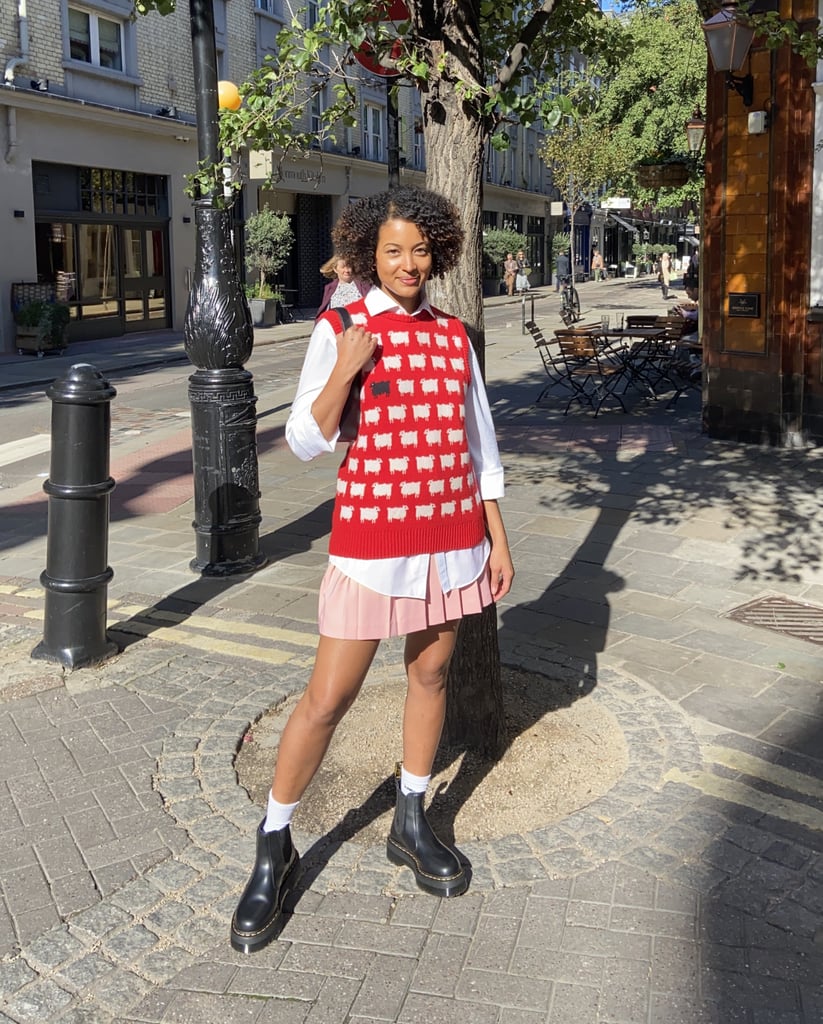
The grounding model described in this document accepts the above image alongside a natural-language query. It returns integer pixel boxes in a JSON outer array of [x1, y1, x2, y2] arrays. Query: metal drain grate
[[726, 596, 823, 646]]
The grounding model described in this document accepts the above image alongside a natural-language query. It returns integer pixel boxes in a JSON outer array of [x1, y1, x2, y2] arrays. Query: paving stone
[[25, 927, 87, 968], [399, 990, 498, 1023], [335, 918, 427, 958], [66, 902, 132, 941], [55, 952, 116, 990], [105, 923, 160, 961], [456, 968, 552, 1012], [560, 924, 652, 961], [547, 982, 599, 1024], [0, 957, 37, 995], [409, 933, 471, 998], [142, 859, 200, 895], [6, 979, 74, 1021], [302, 976, 360, 1024]]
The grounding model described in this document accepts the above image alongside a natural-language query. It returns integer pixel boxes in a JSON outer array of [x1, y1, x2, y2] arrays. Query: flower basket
[[635, 160, 691, 189]]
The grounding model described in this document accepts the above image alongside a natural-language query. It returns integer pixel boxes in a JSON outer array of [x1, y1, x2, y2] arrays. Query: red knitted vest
[[325, 301, 486, 560]]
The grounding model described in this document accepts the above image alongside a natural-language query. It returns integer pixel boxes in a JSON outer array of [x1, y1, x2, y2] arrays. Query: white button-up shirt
[[285, 287, 504, 598]]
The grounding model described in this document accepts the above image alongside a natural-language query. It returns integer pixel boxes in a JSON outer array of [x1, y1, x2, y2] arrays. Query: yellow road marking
[[664, 767, 823, 832], [19, 598, 317, 666], [706, 745, 823, 803], [109, 619, 297, 665], [112, 604, 318, 650]]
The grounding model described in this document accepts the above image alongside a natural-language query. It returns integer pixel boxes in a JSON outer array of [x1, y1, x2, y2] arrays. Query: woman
[[515, 249, 530, 293], [503, 252, 518, 296], [659, 251, 672, 300], [231, 185, 515, 954], [315, 255, 370, 317]]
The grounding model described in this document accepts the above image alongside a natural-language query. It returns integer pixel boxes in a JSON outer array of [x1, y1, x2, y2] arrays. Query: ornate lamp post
[[185, 0, 266, 576]]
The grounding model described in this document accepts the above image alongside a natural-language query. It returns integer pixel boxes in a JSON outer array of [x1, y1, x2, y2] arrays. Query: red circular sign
[[353, 0, 410, 78]]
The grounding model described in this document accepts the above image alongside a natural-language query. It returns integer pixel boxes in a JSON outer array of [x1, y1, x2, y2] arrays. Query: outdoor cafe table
[[598, 327, 671, 397]]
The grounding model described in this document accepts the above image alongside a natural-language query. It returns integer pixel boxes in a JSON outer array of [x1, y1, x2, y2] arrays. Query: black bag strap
[[334, 307, 353, 332]]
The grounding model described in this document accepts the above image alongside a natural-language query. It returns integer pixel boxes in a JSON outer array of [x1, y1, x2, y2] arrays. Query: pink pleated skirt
[[318, 556, 493, 640]]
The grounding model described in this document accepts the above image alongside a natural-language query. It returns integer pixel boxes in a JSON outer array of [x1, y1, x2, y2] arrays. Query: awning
[[608, 213, 639, 233]]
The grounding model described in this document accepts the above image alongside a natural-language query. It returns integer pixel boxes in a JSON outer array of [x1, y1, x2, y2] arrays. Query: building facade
[[701, 0, 823, 444], [0, 0, 559, 358]]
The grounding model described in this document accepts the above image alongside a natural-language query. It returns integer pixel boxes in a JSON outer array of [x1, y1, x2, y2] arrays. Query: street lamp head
[[685, 105, 706, 155], [217, 80, 242, 111], [702, 2, 755, 106], [702, 1, 755, 72]]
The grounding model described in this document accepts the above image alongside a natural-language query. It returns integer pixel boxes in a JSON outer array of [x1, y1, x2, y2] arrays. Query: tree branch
[[495, 0, 562, 93]]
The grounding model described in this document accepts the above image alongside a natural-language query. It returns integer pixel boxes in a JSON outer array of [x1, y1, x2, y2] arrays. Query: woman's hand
[[482, 499, 514, 600], [488, 542, 515, 600], [335, 324, 378, 381], [310, 323, 377, 441]]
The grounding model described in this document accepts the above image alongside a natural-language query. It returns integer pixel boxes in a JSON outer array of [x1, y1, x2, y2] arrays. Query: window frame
[[67, 3, 125, 72], [364, 102, 384, 162]]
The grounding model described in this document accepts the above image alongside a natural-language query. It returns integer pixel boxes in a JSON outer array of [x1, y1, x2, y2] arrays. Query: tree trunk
[[412, 11, 506, 758]]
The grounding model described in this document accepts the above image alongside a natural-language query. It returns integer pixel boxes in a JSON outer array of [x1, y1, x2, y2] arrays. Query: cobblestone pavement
[[2, 280, 823, 1023]]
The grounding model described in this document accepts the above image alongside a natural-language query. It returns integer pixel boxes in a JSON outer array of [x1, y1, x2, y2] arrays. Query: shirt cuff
[[478, 466, 504, 501], [286, 412, 339, 461]]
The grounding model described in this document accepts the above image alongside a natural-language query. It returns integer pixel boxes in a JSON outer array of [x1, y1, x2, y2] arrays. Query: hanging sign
[[353, 0, 410, 78]]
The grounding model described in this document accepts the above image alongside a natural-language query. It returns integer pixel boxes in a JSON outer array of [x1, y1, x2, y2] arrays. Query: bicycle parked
[[559, 275, 581, 325]]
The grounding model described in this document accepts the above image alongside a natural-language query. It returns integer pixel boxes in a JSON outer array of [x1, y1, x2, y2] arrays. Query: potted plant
[[631, 240, 654, 275], [244, 208, 295, 326], [14, 299, 70, 356]]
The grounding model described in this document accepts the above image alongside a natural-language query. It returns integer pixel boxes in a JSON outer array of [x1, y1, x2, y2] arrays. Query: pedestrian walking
[[503, 252, 518, 296], [515, 250, 530, 293], [315, 255, 370, 317], [659, 251, 673, 300], [591, 249, 604, 282], [230, 185, 515, 955]]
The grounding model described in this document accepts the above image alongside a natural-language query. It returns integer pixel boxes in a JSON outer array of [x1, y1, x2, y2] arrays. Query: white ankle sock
[[400, 767, 430, 796], [263, 792, 299, 832]]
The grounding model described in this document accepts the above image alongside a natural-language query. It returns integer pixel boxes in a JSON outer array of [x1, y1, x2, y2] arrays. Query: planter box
[[248, 297, 278, 327], [15, 326, 67, 357]]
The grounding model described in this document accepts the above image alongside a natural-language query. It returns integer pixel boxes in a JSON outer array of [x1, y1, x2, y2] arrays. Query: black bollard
[[31, 363, 118, 669]]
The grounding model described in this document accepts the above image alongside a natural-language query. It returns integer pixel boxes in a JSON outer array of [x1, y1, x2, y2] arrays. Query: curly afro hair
[[331, 185, 464, 286]]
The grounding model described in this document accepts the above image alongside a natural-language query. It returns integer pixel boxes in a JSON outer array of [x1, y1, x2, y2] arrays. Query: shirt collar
[[364, 285, 434, 318]]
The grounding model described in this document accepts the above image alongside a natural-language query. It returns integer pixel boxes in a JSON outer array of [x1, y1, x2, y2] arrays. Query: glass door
[[121, 225, 169, 330]]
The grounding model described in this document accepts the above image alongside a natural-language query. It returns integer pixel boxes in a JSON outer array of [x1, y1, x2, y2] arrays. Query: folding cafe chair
[[553, 328, 629, 416], [525, 320, 581, 406]]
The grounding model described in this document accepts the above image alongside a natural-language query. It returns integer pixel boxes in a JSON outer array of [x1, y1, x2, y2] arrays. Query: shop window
[[68, 6, 124, 71]]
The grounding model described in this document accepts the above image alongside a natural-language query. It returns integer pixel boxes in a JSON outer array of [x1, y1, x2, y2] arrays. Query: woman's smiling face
[[374, 218, 432, 313]]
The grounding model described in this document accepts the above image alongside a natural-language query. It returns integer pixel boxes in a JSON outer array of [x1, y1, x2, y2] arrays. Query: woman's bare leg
[[401, 622, 459, 776], [272, 635, 379, 803]]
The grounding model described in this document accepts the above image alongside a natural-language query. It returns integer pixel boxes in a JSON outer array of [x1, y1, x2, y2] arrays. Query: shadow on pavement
[[110, 497, 334, 649]]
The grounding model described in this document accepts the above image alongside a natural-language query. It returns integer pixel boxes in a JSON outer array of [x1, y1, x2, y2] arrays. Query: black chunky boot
[[230, 820, 300, 954], [387, 765, 467, 898]]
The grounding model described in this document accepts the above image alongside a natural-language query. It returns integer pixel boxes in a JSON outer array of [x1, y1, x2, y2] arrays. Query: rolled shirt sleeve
[[465, 344, 505, 501], [285, 317, 341, 461]]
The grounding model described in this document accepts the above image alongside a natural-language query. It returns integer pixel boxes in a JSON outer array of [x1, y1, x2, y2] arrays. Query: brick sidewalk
[[2, 277, 823, 1022]]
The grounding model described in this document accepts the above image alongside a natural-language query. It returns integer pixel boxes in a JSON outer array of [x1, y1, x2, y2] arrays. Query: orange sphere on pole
[[217, 80, 241, 111]]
